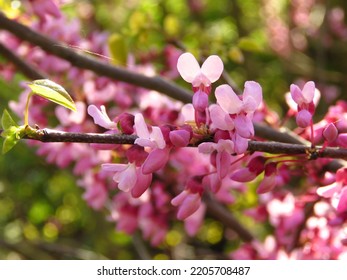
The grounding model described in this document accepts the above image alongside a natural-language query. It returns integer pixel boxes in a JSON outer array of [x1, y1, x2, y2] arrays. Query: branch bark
[[0, 42, 45, 80], [19, 128, 347, 161], [0, 12, 332, 149], [0, 12, 192, 103]]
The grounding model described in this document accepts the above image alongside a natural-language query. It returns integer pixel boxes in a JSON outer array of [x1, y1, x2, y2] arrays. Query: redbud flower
[[212, 82, 262, 139], [115, 113, 135, 134], [257, 162, 278, 194], [289, 81, 318, 128], [29, 0, 62, 20], [317, 168, 347, 214], [171, 190, 202, 220], [231, 156, 266, 182], [87, 105, 117, 130], [102, 163, 137, 192], [199, 139, 234, 179], [133, 113, 166, 149], [102, 163, 152, 197], [141, 148, 170, 174], [177, 52, 224, 92], [169, 129, 192, 147], [323, 123, 338, 143]]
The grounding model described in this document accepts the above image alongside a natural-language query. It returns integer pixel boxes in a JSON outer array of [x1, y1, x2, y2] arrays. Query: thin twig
[[0, 12, 333, 149], [0, 12, 192, 103], [0, 42, 45, 80], [204, 193, 254, 242], [21, 128, 347, 161]]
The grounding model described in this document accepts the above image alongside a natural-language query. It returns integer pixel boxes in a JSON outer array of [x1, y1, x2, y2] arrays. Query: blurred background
[[0, 0, 347, 259]]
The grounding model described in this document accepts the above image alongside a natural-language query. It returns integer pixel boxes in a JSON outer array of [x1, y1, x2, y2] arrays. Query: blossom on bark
[[289, 81, 318, 128]]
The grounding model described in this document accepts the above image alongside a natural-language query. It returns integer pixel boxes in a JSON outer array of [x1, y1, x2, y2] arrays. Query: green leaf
[[237, 38, 262, 53], [2, 133, 19, 154], [108, 33, 128, 66], [1, 109, 18, 130], [27, 79, 77, 112], [1, 125, 25, 154]]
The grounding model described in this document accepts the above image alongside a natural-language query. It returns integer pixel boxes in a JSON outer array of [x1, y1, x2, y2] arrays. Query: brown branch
[[0, 12, 192, 103], [0, 42, 45, 80], [204, 193, 254, 242], [21, 128, 347, 161], [0, 12, 333, 150]]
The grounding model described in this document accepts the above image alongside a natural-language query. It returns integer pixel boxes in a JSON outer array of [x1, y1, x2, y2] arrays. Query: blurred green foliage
[[1, 0, 347, 259]]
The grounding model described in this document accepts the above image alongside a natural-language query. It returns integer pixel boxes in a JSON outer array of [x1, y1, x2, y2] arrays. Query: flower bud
[[323, 123, 338, 143], [296, 109, 312, 128]]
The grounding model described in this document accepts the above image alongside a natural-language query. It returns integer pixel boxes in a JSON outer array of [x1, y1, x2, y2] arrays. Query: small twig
[[287, 199, 319, 252], [0, 12, 192, 103], [0, 41, 45, 80], [21, 128, 347, 161]]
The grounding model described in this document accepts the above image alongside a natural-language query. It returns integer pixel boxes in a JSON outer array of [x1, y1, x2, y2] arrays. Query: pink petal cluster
[[290, 81, 318, 128], [210, 82, 262, 154], [317, 167, 347, 214]]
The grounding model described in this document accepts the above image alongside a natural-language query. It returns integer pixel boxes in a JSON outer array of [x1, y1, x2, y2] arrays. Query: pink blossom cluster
[[2, 1, 347, 259]]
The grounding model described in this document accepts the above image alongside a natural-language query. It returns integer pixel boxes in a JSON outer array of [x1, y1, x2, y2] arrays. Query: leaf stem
[[24, 92, 34, 126]]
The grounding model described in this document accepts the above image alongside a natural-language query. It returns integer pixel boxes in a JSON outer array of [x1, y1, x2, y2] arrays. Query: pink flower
[[171, 190, 202, 220], [211, 82, 262, 139], [199, 139, 234, 179], [177, 52, 223, 92], [289, 81, 318, 128], [87, 105, 117, 130], [257, 163, 278, 194], [29, 0, 62, 20], [102, 163, 152, 197], [177, 52, 224, 116], [231, 156, 266, 182], [141, 148, 171, 174], [317, 167, 347, 214], [133, 113, 166, 149], [290, 81, 315, 106], [215, 82, 262, 116], [184, 203, 206, 236], [169, 129, 191, 147], [323, 123, 338, 143]]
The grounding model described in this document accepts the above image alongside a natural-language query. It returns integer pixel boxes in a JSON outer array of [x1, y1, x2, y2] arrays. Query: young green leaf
[[1, 110, 24, 153], [27, 79, 77, 112], [1, 109, 18, 130], [2, 129, 21, 154]]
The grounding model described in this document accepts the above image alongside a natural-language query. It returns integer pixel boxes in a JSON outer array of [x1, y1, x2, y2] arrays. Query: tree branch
[[0, 12, 333, 150], [17, 128, 347, 161], [0, 12, 192, 103], [204, 193, 254, 242], [0, 42, 45, 80]]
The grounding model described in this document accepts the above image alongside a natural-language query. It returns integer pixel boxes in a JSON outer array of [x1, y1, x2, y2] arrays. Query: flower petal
[[131, 170, 152, 198], [150, 126, 166, 149], [316, 182, 340, 198], [337, 188, 347, 213], [101, 163, 128, 172], [177, 193, 201, 220], [290, 84, 304, 105], [200, 55, 224, 83], [87, 105, 116, 129], [243, 81, 262, 110], [296, 109, 312, 128], [134, 113, 150, 138], [198, 142, 216, 154], [116, 164, 137, 192], [142, 148, 170, 174], [234, 114, 254, 138], [215, 84, 242, 114], [209, 104, 234, 130], [302, 81, 315, 103], [177, 52, 201, 83]]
